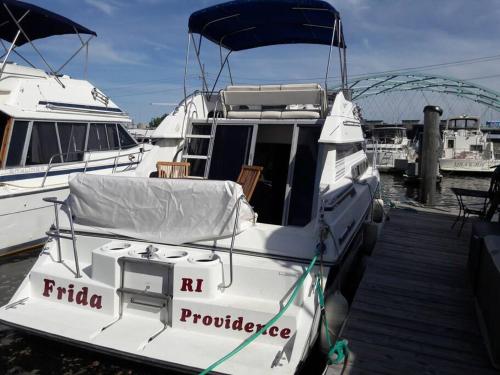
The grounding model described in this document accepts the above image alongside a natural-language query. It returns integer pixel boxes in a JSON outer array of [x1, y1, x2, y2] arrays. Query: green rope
[[328, 339, 348, 365], [315, 276, 348, 365], [199, 254, 319, 375]]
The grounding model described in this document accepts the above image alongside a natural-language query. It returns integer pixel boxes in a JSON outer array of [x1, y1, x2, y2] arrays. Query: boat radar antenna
[[184, 0, 347, 100], [0, 0, 97, 87]]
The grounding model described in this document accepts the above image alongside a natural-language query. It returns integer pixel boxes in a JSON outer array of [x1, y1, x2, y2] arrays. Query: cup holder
[[101, 242, 131, 252], [188, 253, 220, 265], [162, 250, 188, 259]]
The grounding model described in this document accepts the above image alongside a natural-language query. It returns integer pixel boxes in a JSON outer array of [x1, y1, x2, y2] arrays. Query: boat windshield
[[448, 118, 480, 130], [372, 128, 405, 144]]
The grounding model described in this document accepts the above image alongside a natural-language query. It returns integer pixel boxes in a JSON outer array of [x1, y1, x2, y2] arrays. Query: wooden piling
[[420, 105, 443, 205]]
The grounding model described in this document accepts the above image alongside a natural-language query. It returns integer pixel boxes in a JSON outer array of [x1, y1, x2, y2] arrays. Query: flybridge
[[0, 0, 97, 86]]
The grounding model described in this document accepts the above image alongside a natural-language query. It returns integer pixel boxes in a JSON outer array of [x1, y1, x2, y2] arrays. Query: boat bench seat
[[221, 83, 326, 119]]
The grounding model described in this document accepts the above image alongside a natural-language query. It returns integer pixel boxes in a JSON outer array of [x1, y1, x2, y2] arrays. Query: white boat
[[440, 116, 500, 173], [0, 1, 383, 374], [0, 1, 146, 255], [365, 126, 416, 172]]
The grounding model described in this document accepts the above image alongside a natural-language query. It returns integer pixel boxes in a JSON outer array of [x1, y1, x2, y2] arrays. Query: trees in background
[[149, 114, 167, 128]]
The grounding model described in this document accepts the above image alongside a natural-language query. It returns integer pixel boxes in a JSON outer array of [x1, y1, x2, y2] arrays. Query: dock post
[[420, 105, 443, 205]]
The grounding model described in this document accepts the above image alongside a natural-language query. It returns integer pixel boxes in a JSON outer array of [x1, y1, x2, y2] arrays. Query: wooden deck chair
[[156, 161, 190, 178], [236, 165, 263, 202]]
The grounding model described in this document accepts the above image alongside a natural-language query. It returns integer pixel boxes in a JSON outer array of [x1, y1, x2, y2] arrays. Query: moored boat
[[0, 1, 383, 373], [439, 115, 499, 173], [0, 1, 147, 255], [365, 126, 416, 173]]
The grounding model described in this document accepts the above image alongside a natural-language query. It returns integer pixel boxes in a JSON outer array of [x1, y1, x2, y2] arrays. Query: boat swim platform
[[327, 207, 499, 375]]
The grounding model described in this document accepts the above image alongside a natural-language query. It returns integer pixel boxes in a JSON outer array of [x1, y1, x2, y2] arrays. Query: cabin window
[[447, 139, 454, 148], [337, 142, 363, 160], [26, 122, 61, 165], [57, 123, 87, 162], [117, 125, 137, 149], [106, 124, 119, 150], [87, 123, 109, 151], [470, 144, 483, 152], [5, 121, 29, 167]]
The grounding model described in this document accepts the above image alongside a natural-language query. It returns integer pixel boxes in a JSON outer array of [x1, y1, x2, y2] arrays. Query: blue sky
[[13, 0, 500, 124]]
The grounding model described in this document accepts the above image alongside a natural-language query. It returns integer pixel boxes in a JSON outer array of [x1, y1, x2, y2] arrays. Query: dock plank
[[327, 208, 499, 375]]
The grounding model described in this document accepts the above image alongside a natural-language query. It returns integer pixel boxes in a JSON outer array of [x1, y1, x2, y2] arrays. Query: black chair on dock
[[451, 165, 500, 235]]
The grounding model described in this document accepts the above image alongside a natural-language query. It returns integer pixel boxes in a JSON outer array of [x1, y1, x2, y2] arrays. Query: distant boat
[[0, 0, 148, 255], [439, 116, 499, 173], [365, 126, 416, 172]]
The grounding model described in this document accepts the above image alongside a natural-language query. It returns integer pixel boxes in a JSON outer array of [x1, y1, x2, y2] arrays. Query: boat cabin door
[[189, 121, 321, 226]]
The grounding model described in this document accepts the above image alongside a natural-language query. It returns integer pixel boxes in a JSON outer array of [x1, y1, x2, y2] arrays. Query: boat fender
[[372, 198, 385, 223], [362, 221, 379, 255], [320, 291, 349, 355]]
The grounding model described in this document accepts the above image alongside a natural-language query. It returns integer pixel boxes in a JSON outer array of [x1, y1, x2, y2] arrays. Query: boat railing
[[447, 147, 486, 159], [41, 149, 146, 187], [220, 195, 245, 290], [43, 197, 81, 278]]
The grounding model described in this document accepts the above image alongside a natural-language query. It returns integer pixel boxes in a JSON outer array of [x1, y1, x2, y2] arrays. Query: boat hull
[[439, 158, 499, 173], [0, 186, 68, 255]]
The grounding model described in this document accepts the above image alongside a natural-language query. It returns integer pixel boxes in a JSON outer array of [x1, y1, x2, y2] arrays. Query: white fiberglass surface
[[0, 238, 322, 374]]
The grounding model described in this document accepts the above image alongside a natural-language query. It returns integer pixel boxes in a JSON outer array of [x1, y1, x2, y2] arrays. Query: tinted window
[[26, 122, 61, 165], [117, 125, 137, 149], [57, 123, 87, 162], [87, 123, 109, 151], [106, 124, 119, 150], [6, 121, 29, 167]]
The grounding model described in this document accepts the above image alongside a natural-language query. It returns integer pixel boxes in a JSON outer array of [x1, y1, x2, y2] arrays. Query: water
[[0, 174, 492, 374], [380, 173, 491, 211]]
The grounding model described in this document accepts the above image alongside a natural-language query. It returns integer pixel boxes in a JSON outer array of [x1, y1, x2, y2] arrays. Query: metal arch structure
[[333, 73, 500, 112]]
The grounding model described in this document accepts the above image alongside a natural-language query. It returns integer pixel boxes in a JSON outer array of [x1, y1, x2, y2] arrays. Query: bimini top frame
[[0, 0, 97, 87], [184, 0, 348, 98]]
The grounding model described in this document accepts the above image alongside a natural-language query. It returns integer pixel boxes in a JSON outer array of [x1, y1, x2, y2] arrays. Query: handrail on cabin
[[41, 148, 146, 187]]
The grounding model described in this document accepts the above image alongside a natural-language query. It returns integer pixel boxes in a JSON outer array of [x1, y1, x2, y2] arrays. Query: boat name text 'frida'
[[42, 279, 102, 309]]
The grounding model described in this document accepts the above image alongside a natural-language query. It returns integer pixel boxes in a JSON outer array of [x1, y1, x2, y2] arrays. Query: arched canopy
[[188, 0, 345, 52], [0, 0, 96, 46]]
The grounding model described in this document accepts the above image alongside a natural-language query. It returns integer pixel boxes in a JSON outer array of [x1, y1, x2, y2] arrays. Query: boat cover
[[67, 174, 255, 245], [188, 0, 345, 51], [0, 0, 96, 46]]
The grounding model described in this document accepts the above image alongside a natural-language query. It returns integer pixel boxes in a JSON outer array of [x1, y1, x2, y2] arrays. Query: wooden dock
[[327, 208, 499, 375]]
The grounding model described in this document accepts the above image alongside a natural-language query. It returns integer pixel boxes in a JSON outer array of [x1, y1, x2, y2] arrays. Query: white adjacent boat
[[0, 1, 383, 374], [439, 116, 500, 173], [0, 1, 146, 255], [365, 126, 416, 172]]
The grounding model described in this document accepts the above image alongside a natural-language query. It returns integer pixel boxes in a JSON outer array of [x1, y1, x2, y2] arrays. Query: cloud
[[85, 0, 119, 16], [89, 41, 149, 65]]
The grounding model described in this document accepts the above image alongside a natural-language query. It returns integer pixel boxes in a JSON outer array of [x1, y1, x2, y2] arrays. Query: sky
[[11, 0, 500, 124]]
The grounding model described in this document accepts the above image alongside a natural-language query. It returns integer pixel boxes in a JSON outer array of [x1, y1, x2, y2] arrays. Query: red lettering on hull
[[41, 279, 102, 310], [178, 308, 292, 339]]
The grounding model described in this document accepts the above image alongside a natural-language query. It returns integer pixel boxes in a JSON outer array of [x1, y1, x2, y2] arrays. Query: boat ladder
[[181, 102, 220, 178], [101, 255, 172, 340]]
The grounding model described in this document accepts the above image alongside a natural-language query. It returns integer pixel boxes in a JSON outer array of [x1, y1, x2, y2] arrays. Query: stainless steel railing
[[43, 197, 81, 278], [220, 195, 245, 290], [41, 149, 146, 187]]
